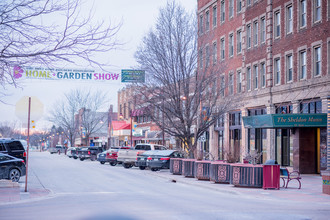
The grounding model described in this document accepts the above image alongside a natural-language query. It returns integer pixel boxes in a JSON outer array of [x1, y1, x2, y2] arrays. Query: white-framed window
[[247, 67, 251, 91], [274, 11, 281, 38], [237, 0, 242, 13], [237, 30, 242, 53], [300, 0, 307, 28], [247, 24, 251, 48], [229, 33, 234, 57], [221, 1, 225, 23], [253, 21, 258, 46], [220, 76, 225, 97], [254, 65, 258, 89], [299, 50, 307, 79], [199, 49, 203, 69], [199, 14, 203, 34], [314, 0, 322, 23], [237, 70, 242, 93], [286, 5, 293, 34], [206, 11, 210, 31], [260, 17, 266, 43], [274, 58, 281, 85], [220, 38, 225, 60], [229, 73, 234, 95], [213, 42, 217, 64], [314, 46, 322, 76], [261, 62, 266, 87], [205, 45, 210, 67], [247, 0, 251, 7], [213, 5, 217, 27], [229, 0, 234, 18], [286, 54, 293, 82]]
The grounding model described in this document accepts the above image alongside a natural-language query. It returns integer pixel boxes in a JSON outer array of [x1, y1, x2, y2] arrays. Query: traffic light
[[31, 120, 36, 129]]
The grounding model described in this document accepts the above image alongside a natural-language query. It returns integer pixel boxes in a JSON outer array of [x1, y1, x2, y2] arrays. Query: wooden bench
[[280, 168, 301, 189]]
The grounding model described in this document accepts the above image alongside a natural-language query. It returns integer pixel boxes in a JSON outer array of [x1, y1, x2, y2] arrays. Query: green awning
[[242, 114, 327, 128]]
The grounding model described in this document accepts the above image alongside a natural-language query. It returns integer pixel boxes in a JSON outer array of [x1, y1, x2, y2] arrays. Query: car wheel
[[91, 155, 96, 161], [80, 158, 84, 161], [123, 163, 131, 169], [73, 156, 78, 159], [110, 161, 117, 166], [100, 161, 105, 164], [139, 166, 145, 170], [9, 169, 21, 182], [151, 168, 159, 172]]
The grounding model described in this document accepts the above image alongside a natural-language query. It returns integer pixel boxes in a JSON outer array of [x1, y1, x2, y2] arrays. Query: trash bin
[[263, 160, 280, 190]]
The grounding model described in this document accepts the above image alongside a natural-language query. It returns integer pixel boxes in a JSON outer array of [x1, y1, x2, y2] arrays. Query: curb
[[0, 180, 19, 188]]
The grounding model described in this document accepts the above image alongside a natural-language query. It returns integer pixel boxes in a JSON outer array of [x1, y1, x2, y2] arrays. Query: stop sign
[[15, 96, 44, 122]]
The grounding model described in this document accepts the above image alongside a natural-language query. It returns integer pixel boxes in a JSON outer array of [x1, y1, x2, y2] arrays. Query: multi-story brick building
[[198, 0, 330, 174]]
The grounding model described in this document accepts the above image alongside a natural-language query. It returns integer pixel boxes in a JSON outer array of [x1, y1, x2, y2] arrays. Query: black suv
[[0, 139, 27, 162]]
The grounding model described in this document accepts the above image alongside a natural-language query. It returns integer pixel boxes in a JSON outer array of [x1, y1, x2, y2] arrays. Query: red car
[[106, 146, 131, 166]]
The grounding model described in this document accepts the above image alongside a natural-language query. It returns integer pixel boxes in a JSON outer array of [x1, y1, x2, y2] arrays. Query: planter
[[263, 165, 280, 190], [210, 161, 231, 184], [195, 160, 211, 180], [182, 159, 196, 178], [170, 158, 183, 175], [230, 164, 263, 188]]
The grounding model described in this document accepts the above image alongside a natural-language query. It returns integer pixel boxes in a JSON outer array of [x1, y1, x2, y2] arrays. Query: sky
[[0, 0, 197, 130]]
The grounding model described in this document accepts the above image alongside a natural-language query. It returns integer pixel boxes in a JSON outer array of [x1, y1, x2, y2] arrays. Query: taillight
[[88, 151, 91, 155], [23, 152, 27, 157], [21, 160, 25, 164], [147, 157, 152, 161], [160, 157, 170, 161]]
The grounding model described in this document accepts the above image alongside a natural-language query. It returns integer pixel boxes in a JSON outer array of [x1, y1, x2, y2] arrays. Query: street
[[1, 152, 330, 220]]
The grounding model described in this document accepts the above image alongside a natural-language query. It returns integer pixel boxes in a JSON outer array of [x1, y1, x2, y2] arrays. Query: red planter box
[[210, 161, 231, 184], [170, 158, 183, 175], [230, 164, 263, 188], [195, 161, 211, 180], [182, 159, 196, 178]]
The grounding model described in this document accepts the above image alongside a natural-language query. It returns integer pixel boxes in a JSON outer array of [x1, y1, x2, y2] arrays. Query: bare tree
[[0, 120, 21, 138], [135, 1, 238, 159], [48, 88, 108, 147], [0, 0, 121, 100]]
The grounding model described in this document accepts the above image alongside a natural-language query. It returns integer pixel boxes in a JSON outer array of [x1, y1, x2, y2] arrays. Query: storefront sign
[[121, 69, 145, 83], [14, 66, 120, 82], [243, 114, 327, 128]]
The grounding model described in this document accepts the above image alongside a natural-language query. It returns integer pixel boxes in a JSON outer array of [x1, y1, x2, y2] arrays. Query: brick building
[[198, 0, 330, 173]]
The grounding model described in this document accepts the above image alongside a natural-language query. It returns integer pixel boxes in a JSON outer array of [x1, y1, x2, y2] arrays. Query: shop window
[[300, 100, 322, 113]]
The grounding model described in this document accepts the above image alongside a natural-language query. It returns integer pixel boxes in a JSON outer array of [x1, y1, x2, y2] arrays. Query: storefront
[[243, 113, 327, 174]]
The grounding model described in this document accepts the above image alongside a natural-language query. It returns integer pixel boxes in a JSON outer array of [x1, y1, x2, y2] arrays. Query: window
[[237, 30, 242, 53], [247, 0, 251, 6], [286, 5, 293, 34], [260, 17, 266, 43], [206, 11, 210, 31], [213, 5, 217, 27], [274, 11, 281, 38], [300, 100, 322, 113], [261, 63, 266, 87], [221, 1, 225, 23], [229, 73, 234, 95], [237, 0, 242, 13], [254, 65, 258, 89], [253, 21, 258, 46], [220, 76, 225, 96], [247, 24, 251, 48], [205, 45, 210, 67], [237, 71, 242, 93], [199, 15, 203, 34], [300, 0, 307, 28], [286, 54, 293, 82], [229, 0, 234, 18], [314, 46, 321, 76], [300, 50, 307, 79], [274, 58, 281, 85], [229, 34, 234, 57], [247, 67, 251, 91], [221, 38, 225, 60], [314, 0, 321, 22], [199, 49, 203, 69], [213, 42, 217, 64]]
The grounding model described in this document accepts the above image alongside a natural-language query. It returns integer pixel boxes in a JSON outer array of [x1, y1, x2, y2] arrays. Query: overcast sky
[[0, 0, 197, 130]]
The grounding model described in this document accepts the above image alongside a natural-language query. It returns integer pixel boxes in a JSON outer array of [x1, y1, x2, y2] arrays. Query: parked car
[[49, 145, 66, 154], [136, 150, 160, 170], [106, 146, 131, 166], [117, 144, 167, 169], [0, 152, 26, 182], [147, 150, 183, 171], [97, 151, 109, 164], [67, 147, 78, 159], [0, 138, 27, 162], [77, 146, 103, 161]]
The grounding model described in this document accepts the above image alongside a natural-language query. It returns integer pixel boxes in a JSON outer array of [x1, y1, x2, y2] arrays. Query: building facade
[[198, 0, 330, 173]]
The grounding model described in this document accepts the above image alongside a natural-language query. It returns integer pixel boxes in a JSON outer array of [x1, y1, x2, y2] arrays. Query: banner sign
[[121, 69, 145, 83], [13, 66, 120, 82]]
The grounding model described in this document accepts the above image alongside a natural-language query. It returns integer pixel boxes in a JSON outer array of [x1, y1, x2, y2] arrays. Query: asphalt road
[[0, 152, 329, 220]]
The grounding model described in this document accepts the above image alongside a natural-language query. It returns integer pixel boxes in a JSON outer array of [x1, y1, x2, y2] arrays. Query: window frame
[[205, 10, 210, 32], [212, 41, 217, 65], [314, 46, 322, 76], [247, 24, 251, 49], [299, 0, 307, 28], [247, 66, 251, 91], [254, 64, 259, 89], [237, 0, 242, 13], [199, 14, 204, 34], [274, 10, 281, 39], [274, 58, 281, 85], [213, 5, 217, 28], [286, 4, 293, 34], [260, 17, 266, 43], [286, 54, 293, 82], [313, 0, 322, 23], [299, 50, 307, 80], [229, 73, 234, 95], [229, 33, 234, 57], [229, 0, 234, 19], [220, 37, 225, 60], [261, 62, 266, 88], [253, 21, 258, 46], [237, 70, 242, 93], [220, 1, 225, 23], [237, 29, 242, 54]]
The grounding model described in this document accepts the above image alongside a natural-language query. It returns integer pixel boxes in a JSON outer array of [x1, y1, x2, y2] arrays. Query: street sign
[[121, 69, 145, 83]]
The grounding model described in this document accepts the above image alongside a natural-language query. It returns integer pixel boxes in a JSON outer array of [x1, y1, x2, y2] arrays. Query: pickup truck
[[117, 144, 167, 168], [77, 146, 103, 161]]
